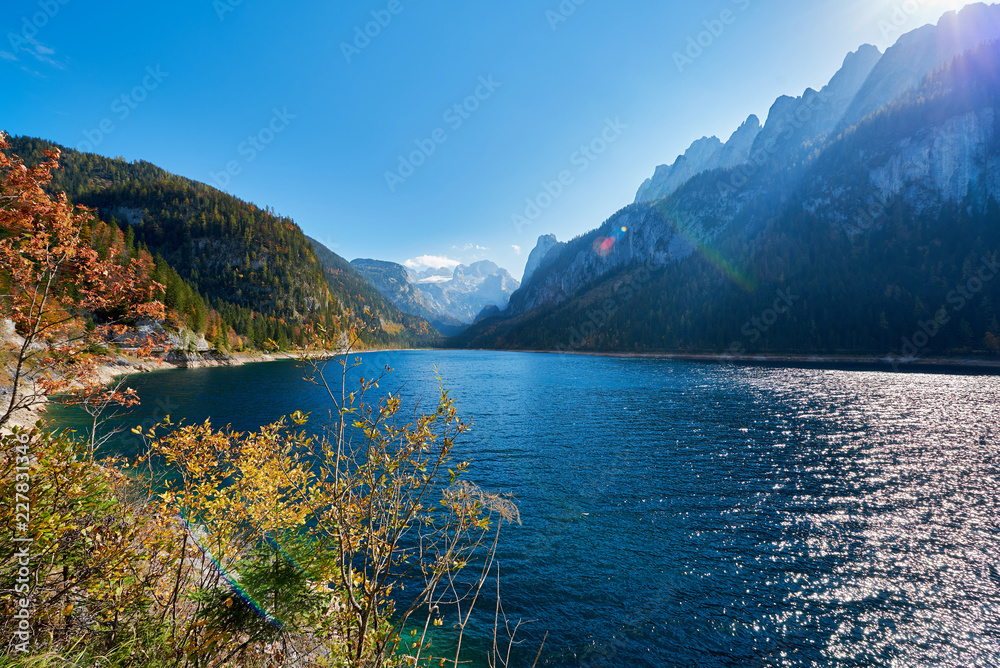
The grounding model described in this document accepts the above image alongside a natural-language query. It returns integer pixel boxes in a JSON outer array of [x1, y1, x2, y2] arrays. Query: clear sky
[[1, 0, 975, 279]]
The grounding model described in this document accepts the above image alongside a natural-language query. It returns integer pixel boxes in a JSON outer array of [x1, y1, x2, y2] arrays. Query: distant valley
[[348, 256, 519, 335]]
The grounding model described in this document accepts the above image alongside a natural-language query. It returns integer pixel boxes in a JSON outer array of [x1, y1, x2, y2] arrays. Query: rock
[[841, 4, 1000, 129], [522, 234, 565, 285]]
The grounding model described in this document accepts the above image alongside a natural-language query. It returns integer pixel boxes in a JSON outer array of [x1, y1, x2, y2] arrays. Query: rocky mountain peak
[[714, 114, 762, 170], [840, 3, 1000, 129], [522, 234, 565, 284]]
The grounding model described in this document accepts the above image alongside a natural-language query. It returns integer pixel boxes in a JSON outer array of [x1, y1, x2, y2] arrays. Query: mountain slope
[[414, 261, 519, 324], [521, 234, 566, 284], [8, 136, 437, 349], [634, 42, 882, 207], [347, 257, 466, 336], [747, 43, 882, 169], [456, 34, 1000, 358], [841, 3, 1000, 129], [634, 116, 762, 203]]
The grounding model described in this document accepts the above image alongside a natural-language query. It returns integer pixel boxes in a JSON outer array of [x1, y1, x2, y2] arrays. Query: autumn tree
[[129, 319, 524, 667], [0, 134, 163, 431]]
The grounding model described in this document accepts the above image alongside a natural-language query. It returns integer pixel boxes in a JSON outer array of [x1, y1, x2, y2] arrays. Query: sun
[[928, 0, 977, 11], [852, 0, 980, 48]]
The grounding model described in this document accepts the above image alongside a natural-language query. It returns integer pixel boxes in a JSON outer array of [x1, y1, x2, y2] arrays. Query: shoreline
[[10, 347, 999, 432], [4, 346, 438, 433], [516, 349, 1000, 372], [2, 350, 299, 433]]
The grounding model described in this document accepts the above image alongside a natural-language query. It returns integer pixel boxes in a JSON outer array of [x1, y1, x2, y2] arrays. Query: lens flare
[[654, 202, 756, 291], [594, 225, 630, 257], [179, 509, 293, 630]]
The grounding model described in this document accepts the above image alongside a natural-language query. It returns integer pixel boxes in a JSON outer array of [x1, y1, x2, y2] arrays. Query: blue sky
[[1, 0, 973, 279]]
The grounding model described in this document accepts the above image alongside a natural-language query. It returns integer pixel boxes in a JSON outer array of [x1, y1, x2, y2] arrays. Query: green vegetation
[[1, 365, 519, 667], [5, 136, 438, 352], [1, 139, 521, 666]]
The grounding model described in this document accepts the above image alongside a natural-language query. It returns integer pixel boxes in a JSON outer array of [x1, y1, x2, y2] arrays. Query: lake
[[46, 351, 1000, 667]]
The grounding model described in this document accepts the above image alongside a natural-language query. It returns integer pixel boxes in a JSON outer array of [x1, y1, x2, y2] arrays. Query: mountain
[[521, 234, 566, 284], [634, 115, 762, 203], [408, 266, 454, 284], [634, 136, 722, 203], [747, 43, 883, 168], [456, 18, 1000, 359], [348, 257, 518, 332], [634, 42, 882, 207], [841, 3, 1000, 129], [6, 136, 437, 350], [304, 240, 441, 343], [347, 257, 466, 336], [712, 115, 762, 174], [409, 261, 520, 324], [473, 304, 502, 323]]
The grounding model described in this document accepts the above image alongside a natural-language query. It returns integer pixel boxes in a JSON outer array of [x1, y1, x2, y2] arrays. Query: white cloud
[[461, 243, 489, 252], [511, 245, 522, 255], [404, 255, 462, 270], [6, 37, 66, 70]]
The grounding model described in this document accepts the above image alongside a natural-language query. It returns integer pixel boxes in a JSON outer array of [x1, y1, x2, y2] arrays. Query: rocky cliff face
[[712, 115, 762, 173], [352, 258, 434, 317], [747, 44, 882, 169], [351, 258, 519, 328], [522, 234, 566, 284], [501, 12, 1000, 325], [635, 136, 722, 203], [632, 42, 882, 206], [350, 258, 466, 335], [841, 3, 1000, 129], [868, 108, 999, 205], [506, 205, 680, 316], [416, 261, 519, 323], [634, 119, 764, 204]]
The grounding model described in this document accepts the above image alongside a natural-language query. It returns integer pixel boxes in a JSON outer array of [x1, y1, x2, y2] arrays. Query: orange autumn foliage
[[0, 133, 164, 429]]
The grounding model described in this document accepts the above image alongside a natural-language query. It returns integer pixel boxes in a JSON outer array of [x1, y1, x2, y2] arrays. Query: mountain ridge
[[5, 135, 438, 350], [348, 257, 519, 333], [456, 14, 1000, 359]]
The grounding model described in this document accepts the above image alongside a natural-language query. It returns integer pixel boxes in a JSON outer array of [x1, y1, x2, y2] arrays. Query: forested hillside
[[5, 136, 437, 350]]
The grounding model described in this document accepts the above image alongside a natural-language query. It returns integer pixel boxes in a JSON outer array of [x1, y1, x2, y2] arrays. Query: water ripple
[[46, 354, 1000, 667]]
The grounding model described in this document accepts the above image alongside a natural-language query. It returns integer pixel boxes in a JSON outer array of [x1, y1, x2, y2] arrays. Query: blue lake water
[[47, 351, 1000, 667]]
